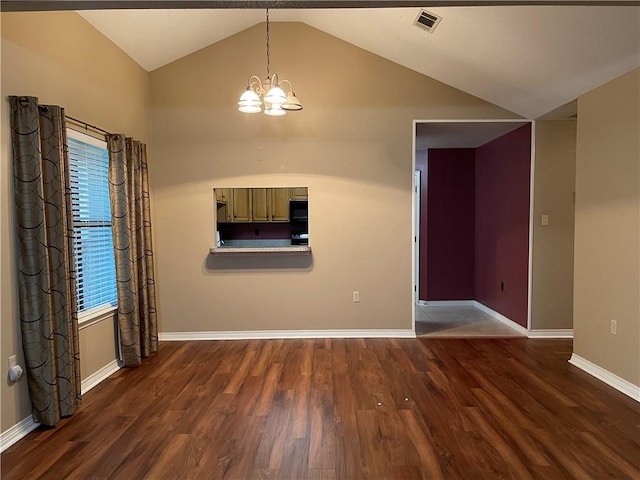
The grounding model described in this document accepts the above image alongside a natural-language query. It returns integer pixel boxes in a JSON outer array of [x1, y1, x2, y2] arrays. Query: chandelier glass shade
[[238, 9, 303, 115]]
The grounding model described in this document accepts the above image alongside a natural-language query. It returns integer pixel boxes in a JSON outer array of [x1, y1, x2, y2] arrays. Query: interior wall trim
[[421, 300, 475, 307], [81, 360, 121, 395], [527, 120, 536, 331], [528, 329, 574, 338], [472, 301, 530, 336], [0, 416, 39, 453], [569, 354, 640, 402], [160, 329, 416, 341]]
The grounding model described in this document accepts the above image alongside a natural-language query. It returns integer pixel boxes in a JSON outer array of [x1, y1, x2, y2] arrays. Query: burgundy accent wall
[[218, 222, 291, 240], [424, 149, 476, 301], [475, 124, 531, 327]]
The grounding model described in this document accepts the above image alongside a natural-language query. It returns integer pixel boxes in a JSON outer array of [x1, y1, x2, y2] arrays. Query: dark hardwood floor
[[2, 338, 639, 479]]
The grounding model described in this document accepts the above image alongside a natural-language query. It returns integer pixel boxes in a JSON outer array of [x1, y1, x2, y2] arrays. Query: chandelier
[[237, 9, 303, 116]]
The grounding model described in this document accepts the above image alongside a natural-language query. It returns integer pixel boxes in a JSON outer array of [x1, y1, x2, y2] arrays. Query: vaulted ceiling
[[76, 5, 640, 119]]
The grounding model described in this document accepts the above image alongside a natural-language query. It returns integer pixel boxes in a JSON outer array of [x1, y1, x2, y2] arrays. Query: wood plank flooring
[[2, 338, 639, 479]]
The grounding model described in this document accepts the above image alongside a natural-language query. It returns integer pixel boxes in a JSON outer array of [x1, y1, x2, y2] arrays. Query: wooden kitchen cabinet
[[215, 188, 232, 223], [215, 187, 307, 224], [270, 188, 291, 222], [254, 188, 292, 222], [290, 187, 308, 199], [216, 188, 232, 204], [251, 188, 270, 222], [232, 188, 252, 222]]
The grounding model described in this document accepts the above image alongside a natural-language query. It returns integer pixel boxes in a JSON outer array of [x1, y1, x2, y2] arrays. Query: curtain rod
[[66, 115, 112, 136]]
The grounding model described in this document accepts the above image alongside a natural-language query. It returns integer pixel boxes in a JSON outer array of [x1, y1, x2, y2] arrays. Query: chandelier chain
[[266, 9, 270, 79]]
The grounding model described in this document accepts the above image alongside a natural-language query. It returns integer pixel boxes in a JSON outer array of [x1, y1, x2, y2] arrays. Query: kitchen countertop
[[209, 245, 311, 256]]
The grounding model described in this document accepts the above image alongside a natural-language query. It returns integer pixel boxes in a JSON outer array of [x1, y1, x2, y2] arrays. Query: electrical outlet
[[353, 291, 360, 303], [8, 355, 17, 369], [610, 319, 617, 335]]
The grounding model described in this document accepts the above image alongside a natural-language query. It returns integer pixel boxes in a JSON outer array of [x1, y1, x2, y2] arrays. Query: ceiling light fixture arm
[[278, 78, 293, 92], [246, 75, 267, 95]]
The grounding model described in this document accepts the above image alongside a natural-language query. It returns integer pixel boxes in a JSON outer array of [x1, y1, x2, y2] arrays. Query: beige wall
[[1, 11, 151, 433], [149, 22, 518, 334], [78, 318, 119, 380], [531, 120, 577, 330], [574, 68, 640, 386]]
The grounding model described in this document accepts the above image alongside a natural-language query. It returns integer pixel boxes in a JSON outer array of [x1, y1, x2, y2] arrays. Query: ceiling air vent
[[414, 9, 442, 34]]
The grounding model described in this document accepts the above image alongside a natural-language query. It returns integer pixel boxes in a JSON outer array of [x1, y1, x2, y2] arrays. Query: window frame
[[67, 127, 118, 326]]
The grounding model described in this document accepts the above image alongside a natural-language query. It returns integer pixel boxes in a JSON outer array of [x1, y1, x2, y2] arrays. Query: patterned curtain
[[107, 135, 158, 366], [9, 96, 81, 426]]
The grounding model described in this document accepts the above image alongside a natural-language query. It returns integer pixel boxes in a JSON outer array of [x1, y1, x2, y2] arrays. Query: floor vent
[[414, 9, 442, 34]]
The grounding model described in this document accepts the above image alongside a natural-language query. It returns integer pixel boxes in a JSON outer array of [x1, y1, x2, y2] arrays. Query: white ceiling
[[78, 6, 640, 119]]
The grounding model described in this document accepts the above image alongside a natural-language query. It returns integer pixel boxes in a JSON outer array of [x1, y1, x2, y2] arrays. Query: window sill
[[78, 305, 117, 330]]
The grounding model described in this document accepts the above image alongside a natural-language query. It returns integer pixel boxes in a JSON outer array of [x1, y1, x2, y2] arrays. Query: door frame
[[413, 170, 421, 306], [411, 119, 535, 335]]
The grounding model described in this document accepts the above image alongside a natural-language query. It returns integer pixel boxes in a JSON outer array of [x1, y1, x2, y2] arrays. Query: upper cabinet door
[[270, 188, 291, 222], [252, 188, 270, 222], [232, 188, 252, 222], [215, 188, 232, 222], [216, 188, 231, 204], [290, 187, 308, 199]]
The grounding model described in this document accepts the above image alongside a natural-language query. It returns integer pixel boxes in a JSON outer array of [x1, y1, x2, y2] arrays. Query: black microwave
[[290, 200, 308, 224]]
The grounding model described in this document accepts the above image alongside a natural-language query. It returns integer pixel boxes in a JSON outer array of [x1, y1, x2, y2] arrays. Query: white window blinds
[[67, 128, 117, 315]]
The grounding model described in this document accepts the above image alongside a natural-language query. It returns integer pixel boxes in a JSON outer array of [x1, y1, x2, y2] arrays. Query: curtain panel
[[9, 96, 81, 426], [107, 135, 158, 366]]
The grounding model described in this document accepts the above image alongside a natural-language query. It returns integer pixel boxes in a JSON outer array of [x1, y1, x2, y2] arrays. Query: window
[[67, 128, 117, 320]]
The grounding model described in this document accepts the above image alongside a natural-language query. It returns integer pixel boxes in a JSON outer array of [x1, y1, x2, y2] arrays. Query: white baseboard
[[160, 329, 416, 341], [0, 415, 39, 453], [1, 359, 121, 453], [472, 301, 530, 336], [569, 354, 640, 402], [422, 300, 476, 307], [528, 329, 574, 338], [81, 359, 121, 394]]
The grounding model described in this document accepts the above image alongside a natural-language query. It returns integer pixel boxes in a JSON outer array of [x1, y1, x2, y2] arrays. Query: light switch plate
[[541, 214, 549, 226]]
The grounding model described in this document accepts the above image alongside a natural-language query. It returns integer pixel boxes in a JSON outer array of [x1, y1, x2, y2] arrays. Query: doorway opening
[[412, 119, 534, 338]]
